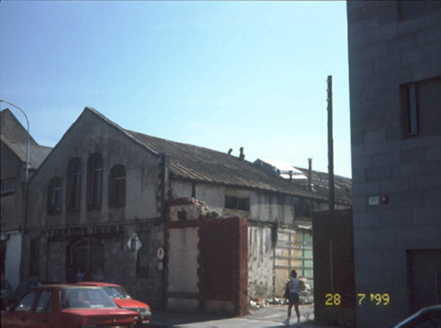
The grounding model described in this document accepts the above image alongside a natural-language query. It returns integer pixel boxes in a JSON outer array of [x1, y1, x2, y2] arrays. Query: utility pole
[[327, 76, 335, 210]]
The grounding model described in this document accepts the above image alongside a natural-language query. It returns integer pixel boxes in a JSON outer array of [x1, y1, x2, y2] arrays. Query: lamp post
[[0, 99, 30, 233]]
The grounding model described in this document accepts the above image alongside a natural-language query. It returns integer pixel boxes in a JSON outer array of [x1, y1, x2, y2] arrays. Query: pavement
[[146, 303, 338, 328]]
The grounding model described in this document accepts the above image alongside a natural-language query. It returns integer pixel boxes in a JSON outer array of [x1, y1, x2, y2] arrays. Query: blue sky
[[1, 1, 351, 177]]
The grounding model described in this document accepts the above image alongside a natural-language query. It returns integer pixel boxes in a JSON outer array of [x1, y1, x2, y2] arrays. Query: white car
[[393, 305, 441, 328]]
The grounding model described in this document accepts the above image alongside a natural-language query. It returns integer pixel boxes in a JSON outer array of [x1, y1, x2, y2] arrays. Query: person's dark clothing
[[65, 268, 77, 283]]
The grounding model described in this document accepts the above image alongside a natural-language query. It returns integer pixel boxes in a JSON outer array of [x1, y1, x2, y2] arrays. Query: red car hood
[[112, 298, 149, 309], [63, 307, 138, 317]]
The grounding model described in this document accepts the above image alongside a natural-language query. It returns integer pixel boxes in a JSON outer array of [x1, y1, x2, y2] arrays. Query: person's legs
[[294, 304, 301, 322], [284, 303, 293, 325]]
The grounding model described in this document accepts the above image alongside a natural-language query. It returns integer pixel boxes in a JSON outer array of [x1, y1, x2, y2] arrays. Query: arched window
[[47, 177, 62, 215], [108, 165, 126, 207], [87, 153, 103, 210], [67, 158, 82, 211]]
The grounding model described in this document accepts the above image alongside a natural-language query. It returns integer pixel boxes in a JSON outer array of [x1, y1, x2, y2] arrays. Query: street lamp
[[0, 98, 30, 233]]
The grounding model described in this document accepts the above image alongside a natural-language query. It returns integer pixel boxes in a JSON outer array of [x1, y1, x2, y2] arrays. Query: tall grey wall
[[347, 1, 441, 327]]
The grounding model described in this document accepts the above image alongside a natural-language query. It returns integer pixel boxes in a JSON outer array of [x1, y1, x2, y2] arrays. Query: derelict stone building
[[22, 107, 351, 309]]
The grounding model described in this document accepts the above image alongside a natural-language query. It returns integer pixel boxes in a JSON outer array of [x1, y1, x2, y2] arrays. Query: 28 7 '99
[[325, 293, 390, 306]]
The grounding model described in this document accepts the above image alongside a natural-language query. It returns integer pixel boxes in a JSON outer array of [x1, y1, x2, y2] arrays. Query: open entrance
[[66, 237, 104, 281]]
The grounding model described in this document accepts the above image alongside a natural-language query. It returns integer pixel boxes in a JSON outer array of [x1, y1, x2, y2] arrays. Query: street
[[146, 303, 337, 328]]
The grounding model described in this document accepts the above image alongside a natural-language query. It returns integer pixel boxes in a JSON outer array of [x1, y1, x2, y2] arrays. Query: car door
[[26, 290, 54, 328], [4, 289, 38, 328]]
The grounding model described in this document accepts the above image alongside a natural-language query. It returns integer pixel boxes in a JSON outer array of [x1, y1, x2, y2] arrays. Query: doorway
[[407, 249, 441, 312]]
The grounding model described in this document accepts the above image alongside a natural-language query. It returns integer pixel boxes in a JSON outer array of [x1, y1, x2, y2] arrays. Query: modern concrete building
[[347, 1, 441, 327]]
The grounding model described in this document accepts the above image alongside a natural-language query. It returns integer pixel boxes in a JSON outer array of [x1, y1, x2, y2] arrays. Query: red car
[[1, 284, 140, 328], [77, 282, 152, 325]]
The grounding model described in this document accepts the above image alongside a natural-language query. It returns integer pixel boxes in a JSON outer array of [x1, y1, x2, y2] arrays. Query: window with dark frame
[[225, 195, 250, 211], [295, 204, 312, 218], [1, 178, 15, 195], [136, 231, 149, 278], [30, 238, 39, 276], [67, 158, 82, 211], [87, 153, 103, 210], [47, 177, 62, 215], [108, 164, 126, 207], [401, 77, 441, 138]]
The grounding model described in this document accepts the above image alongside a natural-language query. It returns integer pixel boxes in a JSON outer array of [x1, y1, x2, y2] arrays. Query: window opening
[[225, 195, 250, 211], [47, 177, 62, 215], [67, 158, 82, 211], [1, 179, 15, 195], [402, 77, 441, 137], [109, 165, 126, 207], [87, 153, 103, 210]]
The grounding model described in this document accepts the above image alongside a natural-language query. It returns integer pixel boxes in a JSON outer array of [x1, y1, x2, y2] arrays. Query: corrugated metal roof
[[125, 130, 350, 203], [294, 167, 352, 204]]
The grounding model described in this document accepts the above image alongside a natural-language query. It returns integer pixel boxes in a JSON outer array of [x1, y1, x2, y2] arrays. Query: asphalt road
[[146, 304, 337, 328]]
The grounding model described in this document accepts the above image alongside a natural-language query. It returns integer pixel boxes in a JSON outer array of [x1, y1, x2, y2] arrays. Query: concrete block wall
[[347, 1, 441, 327]]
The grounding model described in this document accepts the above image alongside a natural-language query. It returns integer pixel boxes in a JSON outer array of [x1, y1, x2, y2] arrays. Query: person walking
[[283, 269, 301, 326]]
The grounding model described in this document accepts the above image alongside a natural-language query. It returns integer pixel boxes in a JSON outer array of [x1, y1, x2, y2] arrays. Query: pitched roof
[[85, 107, 351, 204], [294, 167, 352, 205], [0, 109, 38, 146], [1, 108, 52, 169], [124, 131, 350, 204], [1, 135, 52, 169]]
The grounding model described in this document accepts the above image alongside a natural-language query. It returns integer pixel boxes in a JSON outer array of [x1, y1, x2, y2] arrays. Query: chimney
[[308, 158, 313, 189], [239, 147, 245, 160], [228, 148, 233, 155]]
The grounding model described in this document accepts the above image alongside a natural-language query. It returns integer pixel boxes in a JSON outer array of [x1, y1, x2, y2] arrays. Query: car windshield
[[102, 286, 131, 299], [61, 288, 117, 309]]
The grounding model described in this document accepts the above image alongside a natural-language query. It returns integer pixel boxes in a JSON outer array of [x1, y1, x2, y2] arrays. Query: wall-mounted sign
[[156, 247, 165, 261]]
